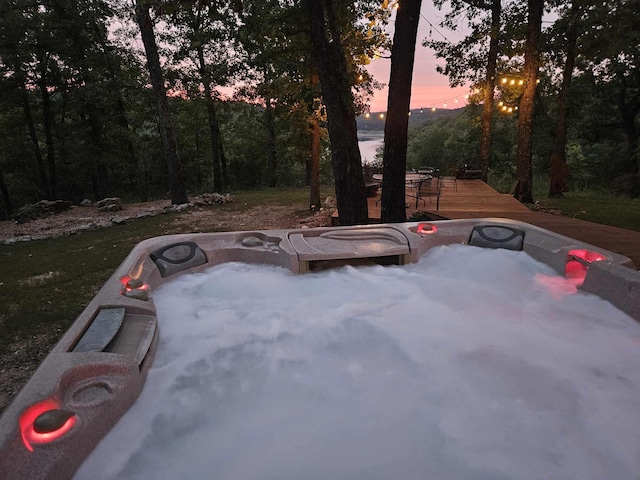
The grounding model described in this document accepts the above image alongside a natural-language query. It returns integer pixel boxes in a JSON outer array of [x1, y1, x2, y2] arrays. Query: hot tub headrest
[[150, 241, 207, 277]]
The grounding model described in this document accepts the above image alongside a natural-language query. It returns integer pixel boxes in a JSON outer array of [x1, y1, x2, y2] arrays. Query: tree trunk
[[135, 1, 189, 205], [617, 72, 640, 174], [197, 44, 227, 191], [37, 54, 58, 200], [479, 0, 502, 183], [18, 72, 50, 199], [309, 114, 321, 210], [115, 97, 140, 192], [0, 168, 13, 219], [514, 0, 544, 204], [548, 4, 580, 197], [305, 0, 368, 226], [265, 97, 278, 188], [87, 106, 110, 200], [381, 0, 423, 223]]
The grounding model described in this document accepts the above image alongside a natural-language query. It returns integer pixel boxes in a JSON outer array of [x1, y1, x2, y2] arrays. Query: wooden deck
[[331, 179, 640, 269]]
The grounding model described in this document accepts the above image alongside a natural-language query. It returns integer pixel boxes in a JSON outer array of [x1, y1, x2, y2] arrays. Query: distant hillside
[[357, 107, 464, 131]]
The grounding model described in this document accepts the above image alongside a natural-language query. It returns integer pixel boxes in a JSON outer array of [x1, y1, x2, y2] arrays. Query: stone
[[164, 203, 191, 213], [111, 216, 128, 225], [96, 197, 123, 212], [192, 192, 234, 206], [13, 200, 72, 223], [324, 196, 337, 208], [80, 199, 93, 207]]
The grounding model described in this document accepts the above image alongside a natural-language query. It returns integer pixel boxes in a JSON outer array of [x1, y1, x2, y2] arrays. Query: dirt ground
[[0, 198, 335, 243], [0, 199, 334, 414]]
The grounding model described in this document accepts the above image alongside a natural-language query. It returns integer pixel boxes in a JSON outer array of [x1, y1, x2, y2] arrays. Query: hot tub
[[1, 219, 639, 479]]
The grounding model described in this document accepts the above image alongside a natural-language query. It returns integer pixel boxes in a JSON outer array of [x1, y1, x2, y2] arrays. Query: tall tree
[[381, 0, 423, 223], [134, 0, 188, 205], [426, 0, 514, 184], [165, 0, 240, 191], [479, 0, 502, 182], [579, 0, 640, 174], [547, 2, 582, 197], [305, 0, 368, 225], [512, 0, 543, 204]]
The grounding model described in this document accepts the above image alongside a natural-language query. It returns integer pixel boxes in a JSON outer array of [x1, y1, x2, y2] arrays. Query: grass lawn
[[0, 187, 335, 411], [0, 188, 332, 350], [536, 192, 640, 233]]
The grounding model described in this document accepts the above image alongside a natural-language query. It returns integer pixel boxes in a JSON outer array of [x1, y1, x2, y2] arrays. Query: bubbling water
[[74, 245, 640, 480]]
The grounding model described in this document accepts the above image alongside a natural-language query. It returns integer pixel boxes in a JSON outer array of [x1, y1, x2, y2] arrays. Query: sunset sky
[[365, 2, 470, 113]]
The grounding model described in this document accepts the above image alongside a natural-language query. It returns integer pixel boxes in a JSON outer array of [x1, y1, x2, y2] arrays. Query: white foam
[[74, 245, 640, 480]]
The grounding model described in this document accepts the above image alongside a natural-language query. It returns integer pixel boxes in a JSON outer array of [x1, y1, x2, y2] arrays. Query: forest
[[0, 0, 638, 222]]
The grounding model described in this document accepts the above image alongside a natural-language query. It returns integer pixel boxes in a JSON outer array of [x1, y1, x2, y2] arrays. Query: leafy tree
[[381, 0, 423, 223], [512, 0, 543, 204], [579, 0, 640, 175], [163, 0, 242, 192], [133, 0, 189, 205], [306, 0, 367, 225], [425, 0, 510, 182], [546, 1, 583, 197]]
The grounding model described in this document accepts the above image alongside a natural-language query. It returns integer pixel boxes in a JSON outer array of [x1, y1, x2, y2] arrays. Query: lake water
[[358, 131, 384, 165]]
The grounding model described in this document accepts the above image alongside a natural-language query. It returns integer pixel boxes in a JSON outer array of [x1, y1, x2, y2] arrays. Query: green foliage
[[0, 0, 638, 212], [406, 107, 482, 174], [565, 141, 593, 191]]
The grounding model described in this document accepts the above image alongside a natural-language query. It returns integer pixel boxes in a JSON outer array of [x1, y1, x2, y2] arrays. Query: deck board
[[331, 179, 640, 269]]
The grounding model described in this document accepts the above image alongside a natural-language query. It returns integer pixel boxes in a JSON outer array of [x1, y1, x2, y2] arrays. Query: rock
[[96, 197, 123, 212], [192, 193, 234, 206], [164, 203, 191, 213], [111, 216, 128, 225], [80, 199, 93, 207], [13, 200, 73, 224], [324, 196, 337, 208]]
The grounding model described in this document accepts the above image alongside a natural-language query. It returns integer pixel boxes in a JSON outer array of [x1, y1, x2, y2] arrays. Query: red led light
[[417, 223, 438, 234], [568, 249, 607, 263], [564, 250, 607, 287], [19, 400, 76, 452], [564, 260, 587, 286], [120, 275, 150, 293]]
